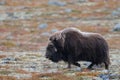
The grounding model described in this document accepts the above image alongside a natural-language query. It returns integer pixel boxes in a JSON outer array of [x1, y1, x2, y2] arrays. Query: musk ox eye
[[48, 45, 54, 49], [49, 45, 53, 48], [47, 44, 57, 52], [49, 46, 57, 52]]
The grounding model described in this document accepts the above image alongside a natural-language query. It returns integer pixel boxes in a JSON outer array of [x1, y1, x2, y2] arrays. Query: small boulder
[[51, 29, 58, 33], [64, 8, 72, 13], [113, 23, 120, 31], [111, 8, 120, 17], [110, 73, 120, 79], [48, 0, 66, 6], [99, 74, 109, 80], [41, 32, 50, 36], [0, 1, 6, 5], [38, 23, 48, 29]]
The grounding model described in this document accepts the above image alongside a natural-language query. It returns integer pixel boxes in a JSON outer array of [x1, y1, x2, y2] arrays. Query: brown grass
[[15, 69, 29, 74], [76, 26, 109, 34], [107, 37, 120, 49], [0, 65, 10, 69], [0, 76, 16, 80], [27, 72, 73, 80], [1, 41, 16, 48], [76, 71, 101, 77], [0, 55, 6, 58], [5, 0, 48, 7]]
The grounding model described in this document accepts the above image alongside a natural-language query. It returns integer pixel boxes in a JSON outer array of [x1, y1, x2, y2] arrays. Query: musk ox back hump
[[64, 29, 109, 60]]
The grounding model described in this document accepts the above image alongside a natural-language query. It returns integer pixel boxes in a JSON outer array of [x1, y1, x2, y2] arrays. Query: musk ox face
[[45, 42, 62, 62]]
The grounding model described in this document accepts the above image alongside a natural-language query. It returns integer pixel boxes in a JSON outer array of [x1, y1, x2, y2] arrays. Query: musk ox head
[[45, 31, 65, 62], [45, 41, 62, 62]]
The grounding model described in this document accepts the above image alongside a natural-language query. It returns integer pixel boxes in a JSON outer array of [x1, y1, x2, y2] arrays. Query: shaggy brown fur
[[46, 27, 110, 69]]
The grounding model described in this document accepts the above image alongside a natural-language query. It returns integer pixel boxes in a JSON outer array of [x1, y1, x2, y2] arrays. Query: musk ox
[[45, 27, 110, 69]]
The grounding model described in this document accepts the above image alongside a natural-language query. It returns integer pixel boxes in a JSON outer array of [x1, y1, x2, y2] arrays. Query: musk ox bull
[[45, 27, 110, 69]]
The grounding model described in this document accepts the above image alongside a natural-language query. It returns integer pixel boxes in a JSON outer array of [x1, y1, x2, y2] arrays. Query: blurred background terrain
[[0, 0, 120, 80]]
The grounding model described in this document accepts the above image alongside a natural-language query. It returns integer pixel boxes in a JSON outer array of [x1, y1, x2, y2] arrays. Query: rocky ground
[[0, 0, 120, 80], [0, 48, 120, 80]]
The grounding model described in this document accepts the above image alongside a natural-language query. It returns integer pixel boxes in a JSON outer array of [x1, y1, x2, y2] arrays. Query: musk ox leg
[[87, 63, 95, 69], [67, 62, 80, 68], [67, 55, 81, 68], [73, 62, 81, 67], [68, 63, 71, 68], [67, 55, 73, 68], [104, 62, 109, 69]]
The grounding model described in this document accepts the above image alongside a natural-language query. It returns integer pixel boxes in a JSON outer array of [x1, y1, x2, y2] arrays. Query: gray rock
[[112, 10, 120, 16], [0, 1, 6, 5], [6, 33, 14, 40], [41, 32, 50, 36], [78, 0, 88, 3], [51, 29, 58, 33], [77, 76, 102, 80], [6, 36, 14, 40], [113, 23, 120, 31], [71, 67, 81, 71], [7, 12, 14, 17], [117, 8, 120, 12], [38, 23, 48, 29], [24, 28, 30, 32], [110, 73, 120, 79], [48, 0, 66, 6], [64, 8, 72, 13], [0, 13, 8, 21], [2, 57, 17, 61], [99, 74, 110, 80], [1, 57, 17, 64], [68, 17, 79, 21]]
